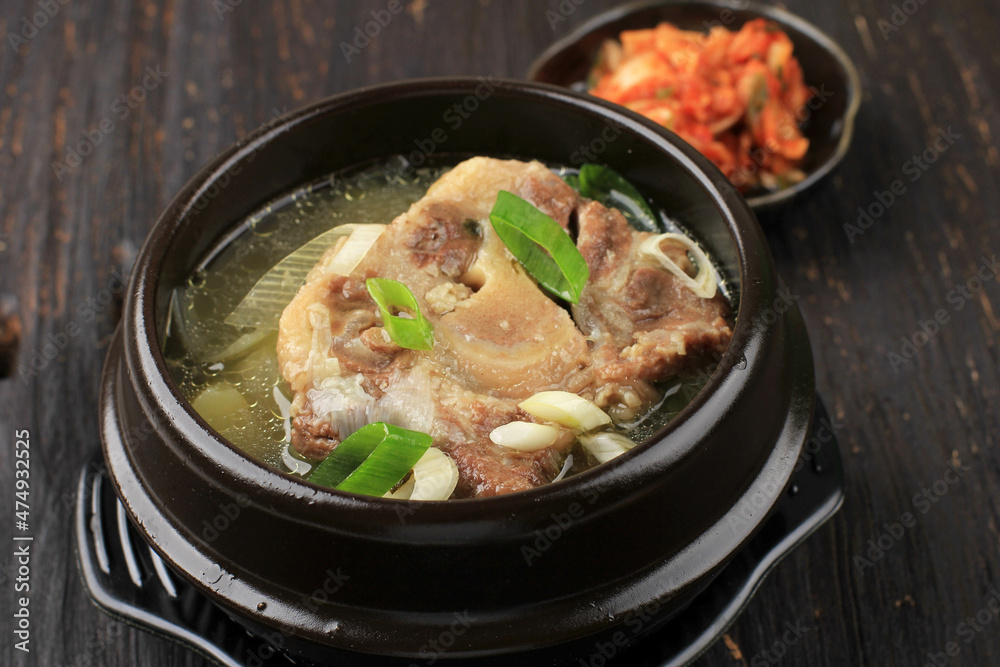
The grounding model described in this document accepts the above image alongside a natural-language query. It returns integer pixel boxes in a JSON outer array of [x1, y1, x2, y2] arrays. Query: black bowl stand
[[75, 399, 843, 667]]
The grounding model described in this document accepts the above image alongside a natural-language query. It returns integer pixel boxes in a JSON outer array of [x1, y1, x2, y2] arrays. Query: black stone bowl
[[528, 0, 862, 212], [99, 77, 815, 664]]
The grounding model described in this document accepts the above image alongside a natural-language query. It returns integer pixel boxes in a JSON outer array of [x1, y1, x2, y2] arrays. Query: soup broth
[[163, 158, 731, 485]]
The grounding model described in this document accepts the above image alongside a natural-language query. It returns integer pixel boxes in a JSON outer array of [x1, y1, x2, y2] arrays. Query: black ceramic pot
[[99, 77, 815, 664]]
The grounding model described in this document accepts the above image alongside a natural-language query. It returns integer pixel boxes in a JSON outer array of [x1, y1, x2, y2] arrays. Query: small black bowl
[[97, 77, 816, 664], [528, 0, 862, 212]]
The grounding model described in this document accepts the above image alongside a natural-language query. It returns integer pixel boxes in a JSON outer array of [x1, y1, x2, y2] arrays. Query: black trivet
[[75, 400, 843, 667]]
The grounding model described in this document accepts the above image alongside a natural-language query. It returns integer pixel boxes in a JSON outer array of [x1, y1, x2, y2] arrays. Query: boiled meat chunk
[[279, 158, 590, 497], [277, 157, 732, 498], [572, 200, 733, 419]]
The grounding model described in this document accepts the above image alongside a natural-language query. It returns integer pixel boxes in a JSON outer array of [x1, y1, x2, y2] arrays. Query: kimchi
[[589, 19, 812, 192]]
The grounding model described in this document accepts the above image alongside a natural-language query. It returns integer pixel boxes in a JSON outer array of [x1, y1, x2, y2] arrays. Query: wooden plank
[[0, 0, 997, 664]]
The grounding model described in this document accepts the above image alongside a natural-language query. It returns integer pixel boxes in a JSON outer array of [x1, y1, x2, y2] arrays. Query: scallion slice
[[638, 233, 718, 299], [519, 391, 612, 432], [309, 422, 432, 496], [488, 191, 589, 303], [579, 432, 636, 464], [560, 172, 581, 191], [489, 421, 561, 452], [365, 278, 434, 351], [577, 164, 659, 232], [224, 224, 384, 330], [408, 448, 460, 501]]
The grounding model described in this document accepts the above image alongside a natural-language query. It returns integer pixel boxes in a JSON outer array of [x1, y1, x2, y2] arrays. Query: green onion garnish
[[561, 172, 581, 191], [365, 278, 434, 350], [309, 422, 432, 496], [488, 191, 589, 304], [577, 164, 659, 232]]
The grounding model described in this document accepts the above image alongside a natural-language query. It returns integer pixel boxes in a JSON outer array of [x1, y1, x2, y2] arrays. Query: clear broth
[[162, 159, 730, 481]]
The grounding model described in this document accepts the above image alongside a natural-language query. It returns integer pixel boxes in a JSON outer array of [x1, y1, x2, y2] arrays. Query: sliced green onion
[[747, 73, 768, 120], [489, 421, 560, 452], [224, 224, 384, 330], [560, 172, 581, 191], [408, 448, 460, 501], [519, 391, 612, 432], [382, 448, 460, 501], [204, 327, 276, 364], [383, 474, 415, 499], [320, 224, 385, 276], [488, 190, 589, 303], [579, 432, 636, 464], [309, 422, 432, 496], [365, 278, 434, 351], [638, 233, 718, 299], [577, 164, 659, 232]]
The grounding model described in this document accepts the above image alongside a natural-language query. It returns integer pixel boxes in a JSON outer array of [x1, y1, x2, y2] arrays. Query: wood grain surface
[[1, 1, 998, 665]]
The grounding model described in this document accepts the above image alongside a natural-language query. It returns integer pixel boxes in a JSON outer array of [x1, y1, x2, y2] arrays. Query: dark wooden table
[[1, 1, 998, 665]]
